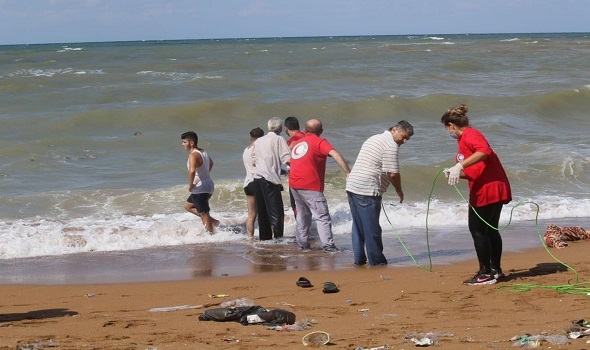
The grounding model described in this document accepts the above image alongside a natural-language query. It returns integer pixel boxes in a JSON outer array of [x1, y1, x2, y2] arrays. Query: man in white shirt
[[253, 117, 291, 240], [345, 120, 414, 266]]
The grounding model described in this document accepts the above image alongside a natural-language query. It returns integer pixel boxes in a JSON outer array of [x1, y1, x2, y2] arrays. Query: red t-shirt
[[287, 131, 305, 147], [289, 133, 334, 192], [456, 127, 512, 207]]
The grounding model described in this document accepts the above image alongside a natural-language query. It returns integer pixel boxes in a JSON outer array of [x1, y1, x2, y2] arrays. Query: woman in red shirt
[[441, 104, 512, 286]]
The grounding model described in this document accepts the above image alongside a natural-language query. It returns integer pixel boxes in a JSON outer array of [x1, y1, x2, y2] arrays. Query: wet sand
[[0, 217, 579, 285], [1, 226, 590, 349]]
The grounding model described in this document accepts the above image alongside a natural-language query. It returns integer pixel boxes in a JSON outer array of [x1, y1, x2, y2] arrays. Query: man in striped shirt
[[345, 120, 414, 266]]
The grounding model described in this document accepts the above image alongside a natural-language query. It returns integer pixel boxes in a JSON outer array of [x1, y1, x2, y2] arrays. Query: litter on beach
[[148, 305, 208, 312], [208, 294, 229, 298]]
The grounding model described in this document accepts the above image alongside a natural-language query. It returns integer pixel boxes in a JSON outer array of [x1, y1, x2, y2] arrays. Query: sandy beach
[[2, 237, 590, 350]]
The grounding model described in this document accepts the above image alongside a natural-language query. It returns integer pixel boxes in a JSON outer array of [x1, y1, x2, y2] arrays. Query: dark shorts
[[243, 181, 256, 196], [187, 193, 212, 213]]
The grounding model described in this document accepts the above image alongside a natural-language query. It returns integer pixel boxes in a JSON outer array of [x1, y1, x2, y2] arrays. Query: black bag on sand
[[239, 308, 296, 326], [198, 306, 265, 322]]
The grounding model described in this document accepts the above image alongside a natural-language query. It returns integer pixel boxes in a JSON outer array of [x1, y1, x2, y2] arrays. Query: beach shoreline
[[1, 217, 587, 286], [2, 239, 590, 349]]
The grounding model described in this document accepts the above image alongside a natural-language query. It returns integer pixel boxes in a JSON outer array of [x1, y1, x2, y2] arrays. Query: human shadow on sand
[[502, 262, 569, 282], [0, 308, 78, 323]]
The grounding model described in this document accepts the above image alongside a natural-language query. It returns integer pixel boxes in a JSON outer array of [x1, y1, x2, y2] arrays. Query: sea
[[1, 33, 589, 284]]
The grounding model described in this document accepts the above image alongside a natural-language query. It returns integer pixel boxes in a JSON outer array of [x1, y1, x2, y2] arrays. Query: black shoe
[[491, 268, 506, 280], [322, 282, 339, 293], [296, 277, 313, 288], [463, 273, 497, 286]]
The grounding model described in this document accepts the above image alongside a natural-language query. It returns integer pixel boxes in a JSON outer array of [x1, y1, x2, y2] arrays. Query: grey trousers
[[291, 188, 335, 249]]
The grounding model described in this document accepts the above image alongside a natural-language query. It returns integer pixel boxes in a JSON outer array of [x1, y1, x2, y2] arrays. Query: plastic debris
[[569, 330, 590, 339], [268, 318, 316, 331], [84, 293, 95, 298], [411, 337, 434, 346], [148, 305, 207, 312], [511, 334, 570, 347], [405, 332, 453, 347], [354, 346, 390, 350], [16, 339, 59, 349], [220, 297, 255, 308], [302, 331, 330, 346], [199, 306, 296, 326], [566, 319, 590, 338], [246, 314, 264, 324], [208, 293, 229, 298], [222, 336, 239, 343]]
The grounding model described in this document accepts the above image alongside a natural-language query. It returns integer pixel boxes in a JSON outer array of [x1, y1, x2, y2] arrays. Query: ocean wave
[[136, 70, 222, 80], [1, 180, 587, 260], [56, 46, 83, 52], [7, 68, 105, 78]]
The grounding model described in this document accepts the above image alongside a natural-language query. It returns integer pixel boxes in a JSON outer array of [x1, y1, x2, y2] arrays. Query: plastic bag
[[198, 306, 264, 322], [199, 306, 295, 326], [240, 308, 295, 326]]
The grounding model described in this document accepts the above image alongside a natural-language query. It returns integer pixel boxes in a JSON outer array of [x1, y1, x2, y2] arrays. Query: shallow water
[[0, 33, 588, 265]]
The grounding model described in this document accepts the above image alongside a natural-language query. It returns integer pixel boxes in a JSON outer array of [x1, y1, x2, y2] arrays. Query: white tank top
[[187, 149, 214, 194]]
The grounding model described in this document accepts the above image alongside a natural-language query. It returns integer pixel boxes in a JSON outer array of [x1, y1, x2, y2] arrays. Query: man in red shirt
[[289, 119, 350, 252], [284, 116, 305, 217]]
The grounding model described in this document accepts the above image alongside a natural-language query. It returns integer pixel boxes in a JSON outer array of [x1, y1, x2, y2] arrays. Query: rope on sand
[[383, 167, 589, 296]]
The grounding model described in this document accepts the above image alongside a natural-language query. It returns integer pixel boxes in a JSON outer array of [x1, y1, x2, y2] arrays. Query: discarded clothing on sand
[[198, 305, 295, 326], [544, 225, 590, 248]]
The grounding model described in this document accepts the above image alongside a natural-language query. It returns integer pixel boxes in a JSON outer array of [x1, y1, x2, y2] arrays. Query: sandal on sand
[[322, 282, 339, 293], [296, 277, 313, 288]]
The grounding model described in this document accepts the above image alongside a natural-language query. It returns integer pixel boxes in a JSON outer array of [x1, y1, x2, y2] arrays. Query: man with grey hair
[[345, 120, 414, 266], [253, 117, 291, 240]]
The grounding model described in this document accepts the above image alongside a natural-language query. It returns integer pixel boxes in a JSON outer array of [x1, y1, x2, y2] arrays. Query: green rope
[[382, 204, 432, 272], [382, 167, 589, 296]]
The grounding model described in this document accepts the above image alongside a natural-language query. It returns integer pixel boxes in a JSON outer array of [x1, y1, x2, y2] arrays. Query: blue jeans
[[346, 191, 387, 266]]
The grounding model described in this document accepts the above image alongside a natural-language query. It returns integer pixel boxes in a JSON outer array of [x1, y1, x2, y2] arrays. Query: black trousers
[[468, 202, 504, 274], [253, 178, 284, 240]]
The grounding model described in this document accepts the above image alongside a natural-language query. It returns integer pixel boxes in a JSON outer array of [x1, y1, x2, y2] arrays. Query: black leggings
[[468, 202, 504, 274]]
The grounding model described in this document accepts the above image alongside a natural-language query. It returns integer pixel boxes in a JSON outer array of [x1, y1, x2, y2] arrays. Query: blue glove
[[447, 163, 463, 185]]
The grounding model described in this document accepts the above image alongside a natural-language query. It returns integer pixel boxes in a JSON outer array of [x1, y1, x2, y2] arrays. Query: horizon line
[[1, 31, 588, 47]]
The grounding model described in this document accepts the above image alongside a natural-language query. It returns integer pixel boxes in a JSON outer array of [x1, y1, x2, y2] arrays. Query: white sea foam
[[57, 47, 83, 52], [8, 68, 105, 78], [0, 194, 586, 260], [136, 71, 222, 80]]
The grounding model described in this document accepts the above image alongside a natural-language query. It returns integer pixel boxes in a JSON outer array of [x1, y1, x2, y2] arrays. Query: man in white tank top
[[181, 131, 219, 234]]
